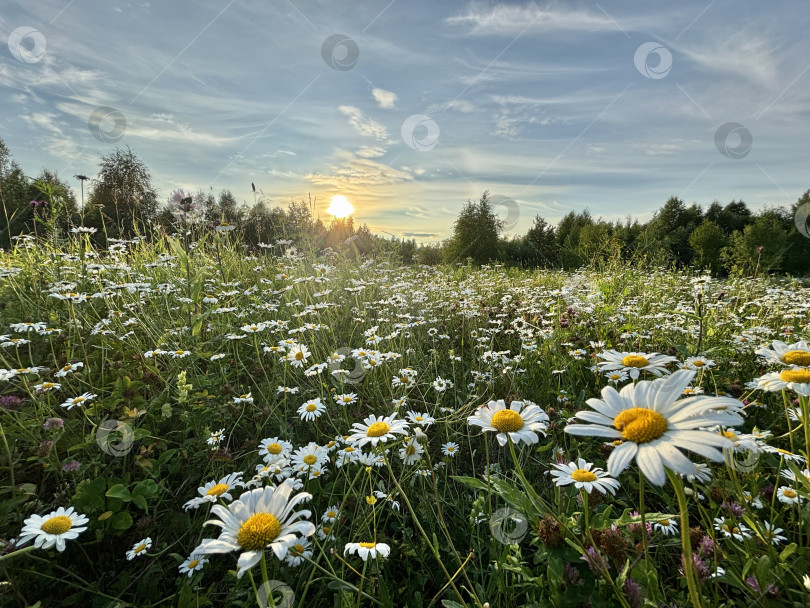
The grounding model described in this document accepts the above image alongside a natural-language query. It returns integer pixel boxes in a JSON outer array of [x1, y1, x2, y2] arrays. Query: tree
[[689, 220, 727, 275], [0, 138, 30, 247], [444, 191, 501, 265], [784, 190, 810, 276], [85, 147, 158, 239], [721, 214, 789, 276], [524, 215, 558, 267]]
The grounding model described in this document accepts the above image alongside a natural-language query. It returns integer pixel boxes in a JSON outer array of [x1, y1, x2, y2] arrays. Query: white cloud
[[427, 99, 477, 113], [356, 146, 387, 158], [678, 32, 779, 88], [338, 106, 389, 141], [446, 2, 648, 35], [372, 88, 397, 109]]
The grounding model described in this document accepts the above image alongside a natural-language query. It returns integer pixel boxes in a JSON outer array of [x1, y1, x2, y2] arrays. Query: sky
[[1, 1, 809, 242]]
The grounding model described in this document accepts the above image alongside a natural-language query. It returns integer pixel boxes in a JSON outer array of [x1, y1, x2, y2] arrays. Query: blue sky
[[1, 1, 809, 241]]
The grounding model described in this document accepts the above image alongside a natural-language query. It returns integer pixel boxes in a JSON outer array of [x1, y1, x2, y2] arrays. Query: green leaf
[[451, 475, 489, 492], [110, 511, 133, 530], [131, 495, 148, 510], [779, 542, 797, 562], [441, 601, 466, 608], [133, 479, 158, 498], [105, 484, 131, 502]]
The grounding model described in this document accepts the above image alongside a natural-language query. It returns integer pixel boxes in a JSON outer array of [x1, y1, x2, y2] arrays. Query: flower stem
[[666, 468, 703, 608]]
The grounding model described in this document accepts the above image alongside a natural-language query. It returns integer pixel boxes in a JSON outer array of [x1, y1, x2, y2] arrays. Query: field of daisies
[[1, 233, 809, 608]]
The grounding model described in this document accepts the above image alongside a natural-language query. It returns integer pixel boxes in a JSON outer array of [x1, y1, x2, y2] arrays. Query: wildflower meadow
[[1, 232, 809, 608]]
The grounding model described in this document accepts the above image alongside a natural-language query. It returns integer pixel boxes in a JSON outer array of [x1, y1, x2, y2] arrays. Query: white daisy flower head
[[776, 486, 804, 505], [549, 458, 620, 495], [344, 541, 390, 561], [346, 413, 409, 448], [322, 506, 340, 522], [286, 343, 311, 367], [759, 521, 787, 545], [398, 437, 424, 465], [714, 518, 752, 541], [682, 356, 716, 371], [605, 370, 629, 385], [126, 537, 152, 560], [17, 506, 89, 552], [207, 428, 226, 447], [259, 437, 293, 462], [442, 441, 459, 457], [179, 552, 208, 577], [184, 472, 245, 511], [755, 368, 810, 396], [60, 392, 97, 410], [564, 370, 744, 486], [291, 442, 328, 471], [755, 340, 810, 367], [298, 398, 326, 421], [597, 350, 678, 379], [334, 392, 358, 406], [195, 479, 315, 578], [406, 411, 435, 427], [467, 399, 549, 447], [285, 537, 312, 566], [653, 518, 678, 535]]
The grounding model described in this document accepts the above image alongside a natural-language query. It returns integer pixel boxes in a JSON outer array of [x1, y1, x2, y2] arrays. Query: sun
[[327, 195, 355, 219]]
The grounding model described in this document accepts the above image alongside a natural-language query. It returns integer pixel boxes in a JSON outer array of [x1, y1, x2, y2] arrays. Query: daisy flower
[[549, 458, 620, 495], [334, 393, 358, 406], [54, 361, 84, 378], [754, 368, 810, 396], [194, 479, 315, 578], [207, 428, 226, 448], [596, 350, 678, 379], [258, 437, 293, 462], [682, 356, 716, 371], [126, 537, 152, 560], [398, 438, 424, 465], [467, 399, 549, 447], [653, 518, 679, 536], [291, 442, 328, 471], [344, 541, 390, 561], [179, 552, 208, 577], [780, 468, 810, 483], [298, 398, 326, 421], [406, 411, 435, 427], [233, 393, 253, 404], [60, 392, 97, 410], [322, 506, 340, 522], [286, 343, 310, 368], [442, 442, 459, 457], [605, 370, 629, 385], [184, 472, 245, 510], [564, 370, 744, 486], [285, 537, 312, 566], [335, 445, 361, 467], [758, 521, 787, 545], [34, 381, 61, 392], [16, 506, 89, 552], [346, 413, 409, 448], [776, 486, 803, 505], [714, 518, 752, 541], [755, 340, 810, 367]]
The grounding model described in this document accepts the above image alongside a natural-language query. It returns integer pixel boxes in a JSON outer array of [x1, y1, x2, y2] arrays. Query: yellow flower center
[[343, 447, 355, 453], [175, 351, 185, 355], [658, 519, 670, 526], [206, 483, 230, 497], [292, 544, 305, 554], [72, 397, 85, 404], [295, 352, 305, 360], [490, 409, 524, 433], [326, 510, 337, 518], [305, 403, 318, 412], [237, 512, 282, 551], [415, 416, 423, 422], [42, 382, 54, 389], [267, 443, 282, 455], [782, 489, 798, 499], [621, 355, 650, 368], [613, 408, 668, 443], [780, 369, 810, 383], [134, 542, 147, 554], [405, 445, 416, 456], [358, 542, 376, 549], [366, 422, 391, 437], [782, 350, 810, 367], [303, 455, 317, 465], [322, 525, 331, 534], [40, 515, 72, 535], [571, 469, 597, 482], [720, 430, 737, 440], [692, 360, 706, 367], [188, 559, 200, 569]]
